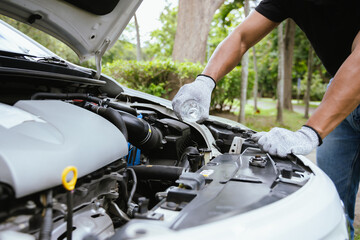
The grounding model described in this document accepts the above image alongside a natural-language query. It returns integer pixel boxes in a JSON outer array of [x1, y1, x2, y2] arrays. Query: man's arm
[[171, 11, 278, 122], [252, 30, 360, 157], [306, 30, 360, 139], [202, 10, 278, 82]]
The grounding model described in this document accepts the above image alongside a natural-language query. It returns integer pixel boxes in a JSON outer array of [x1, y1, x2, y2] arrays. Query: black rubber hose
[[108, 102, 137, 116], [88, 106, 162, 150], [178, 146, 199, 168], [129, 165, 184, 181], [31, 92, 100, 103], [90, 106, 128, 140], [118, 111, 163, 151], [31, 92, 163, 150], [178, 147, 204, 172], [39, 190, 53, 240], [31, 92, 137, 116]]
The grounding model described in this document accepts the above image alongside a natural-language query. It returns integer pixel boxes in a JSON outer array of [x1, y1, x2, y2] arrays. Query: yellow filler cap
[[61, 166, 78, 191]]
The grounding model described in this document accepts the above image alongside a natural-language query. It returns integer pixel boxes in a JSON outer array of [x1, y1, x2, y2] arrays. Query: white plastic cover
[[0, 100, 128, 198]]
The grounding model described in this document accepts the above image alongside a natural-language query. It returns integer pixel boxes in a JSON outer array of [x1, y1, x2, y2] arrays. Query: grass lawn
[[217, 98, 318, 132], [243, 105, 307, 132], [291, 99, 321, 108], [214, 102, 308, 132]]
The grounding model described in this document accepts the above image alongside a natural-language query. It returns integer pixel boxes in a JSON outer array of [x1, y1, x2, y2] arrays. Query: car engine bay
[[0, 67, 313, 240]]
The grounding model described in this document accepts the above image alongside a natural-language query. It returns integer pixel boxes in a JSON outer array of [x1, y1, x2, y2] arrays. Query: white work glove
[[251, 126, 322, 157], [172, 74, 216, 122]]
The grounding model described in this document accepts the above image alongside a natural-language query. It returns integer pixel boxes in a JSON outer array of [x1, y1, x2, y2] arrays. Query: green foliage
[[254, 30, 279, 97], [102, 17, 147, 63], [217, 0, 243, 27], [103, 59, 203, 98], [103, 59, 256, 108], [293, 28, 309, 78], [294, 72, 327, 101], [213, 68, 241, 109], [144, 1, 178, 59], [216, 99, 307, 132], [103, 40, 137, 63], [355, 229, 360, 240], [212, 66, 254, 110], [208, 0, 243, 60], [138, 82, 169, 97], [173, 61, 204, 83], [104, 59, 171, 96], [244, 107, 306, 132]]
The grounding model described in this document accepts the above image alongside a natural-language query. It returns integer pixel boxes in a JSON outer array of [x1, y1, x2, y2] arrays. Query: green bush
[[103, 60, 250, 108], [213, 67, 241, 110], [291, 72, 327, 101], [104, 59, 174, 97], [104, 59, 205, 98]]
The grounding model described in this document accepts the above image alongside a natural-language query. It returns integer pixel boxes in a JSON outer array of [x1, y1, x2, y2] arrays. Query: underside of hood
[[0, 0, 142, 64]]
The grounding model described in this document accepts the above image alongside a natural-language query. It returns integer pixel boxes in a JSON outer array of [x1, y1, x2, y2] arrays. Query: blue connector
[[127, 113, 143, 166]]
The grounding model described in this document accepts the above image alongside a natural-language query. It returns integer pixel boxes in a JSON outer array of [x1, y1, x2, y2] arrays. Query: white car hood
[[0, 0, 142, 63]]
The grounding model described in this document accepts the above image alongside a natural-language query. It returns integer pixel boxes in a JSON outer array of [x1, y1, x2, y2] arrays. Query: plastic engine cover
[[0, 100, 128, 198]]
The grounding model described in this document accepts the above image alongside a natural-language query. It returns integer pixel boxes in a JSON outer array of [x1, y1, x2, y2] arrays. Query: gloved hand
[[172, 74, 216, 122], [251, 126, 321, 157]]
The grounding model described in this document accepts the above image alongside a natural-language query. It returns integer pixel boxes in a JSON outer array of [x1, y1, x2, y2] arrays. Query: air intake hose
[[31, 92, 163, 150], [88, 105, 162, 151], [118, 111, 163, 151], [31, 92, 137, 116], [92, 106, 128, 140]]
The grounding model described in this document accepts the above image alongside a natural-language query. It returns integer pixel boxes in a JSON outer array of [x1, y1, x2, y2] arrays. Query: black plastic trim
[[0, 67, 105, 86]]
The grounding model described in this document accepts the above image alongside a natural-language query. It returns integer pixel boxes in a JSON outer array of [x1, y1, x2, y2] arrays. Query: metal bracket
[[228, 136, 244, 154], [279, 171, 312, 186]]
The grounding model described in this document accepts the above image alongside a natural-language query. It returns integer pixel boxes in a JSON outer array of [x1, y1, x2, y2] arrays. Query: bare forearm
[[202, 32, 246, 81], [306, 39, 360, 138], [202, 11, 278, 82]]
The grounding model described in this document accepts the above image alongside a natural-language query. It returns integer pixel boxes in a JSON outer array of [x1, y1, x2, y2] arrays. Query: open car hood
[[0, 0, 142, 64]]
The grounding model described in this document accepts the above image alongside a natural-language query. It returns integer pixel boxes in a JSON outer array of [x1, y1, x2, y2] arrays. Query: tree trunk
[[305, 46, 313, 118], [237, 0, 250, 123], [277, 23, 285, 124], [252, 46, 258, 112], [283, 19, 295, 111], [172, 0, 225, 63], [238, 51, 249, 122], [134, 14, 142, 61], [296, 77, 301, 104], [316, 64, 330, 83]]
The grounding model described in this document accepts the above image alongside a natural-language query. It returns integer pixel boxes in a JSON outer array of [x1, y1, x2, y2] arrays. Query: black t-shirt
[[255, 0, 360, 77]]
